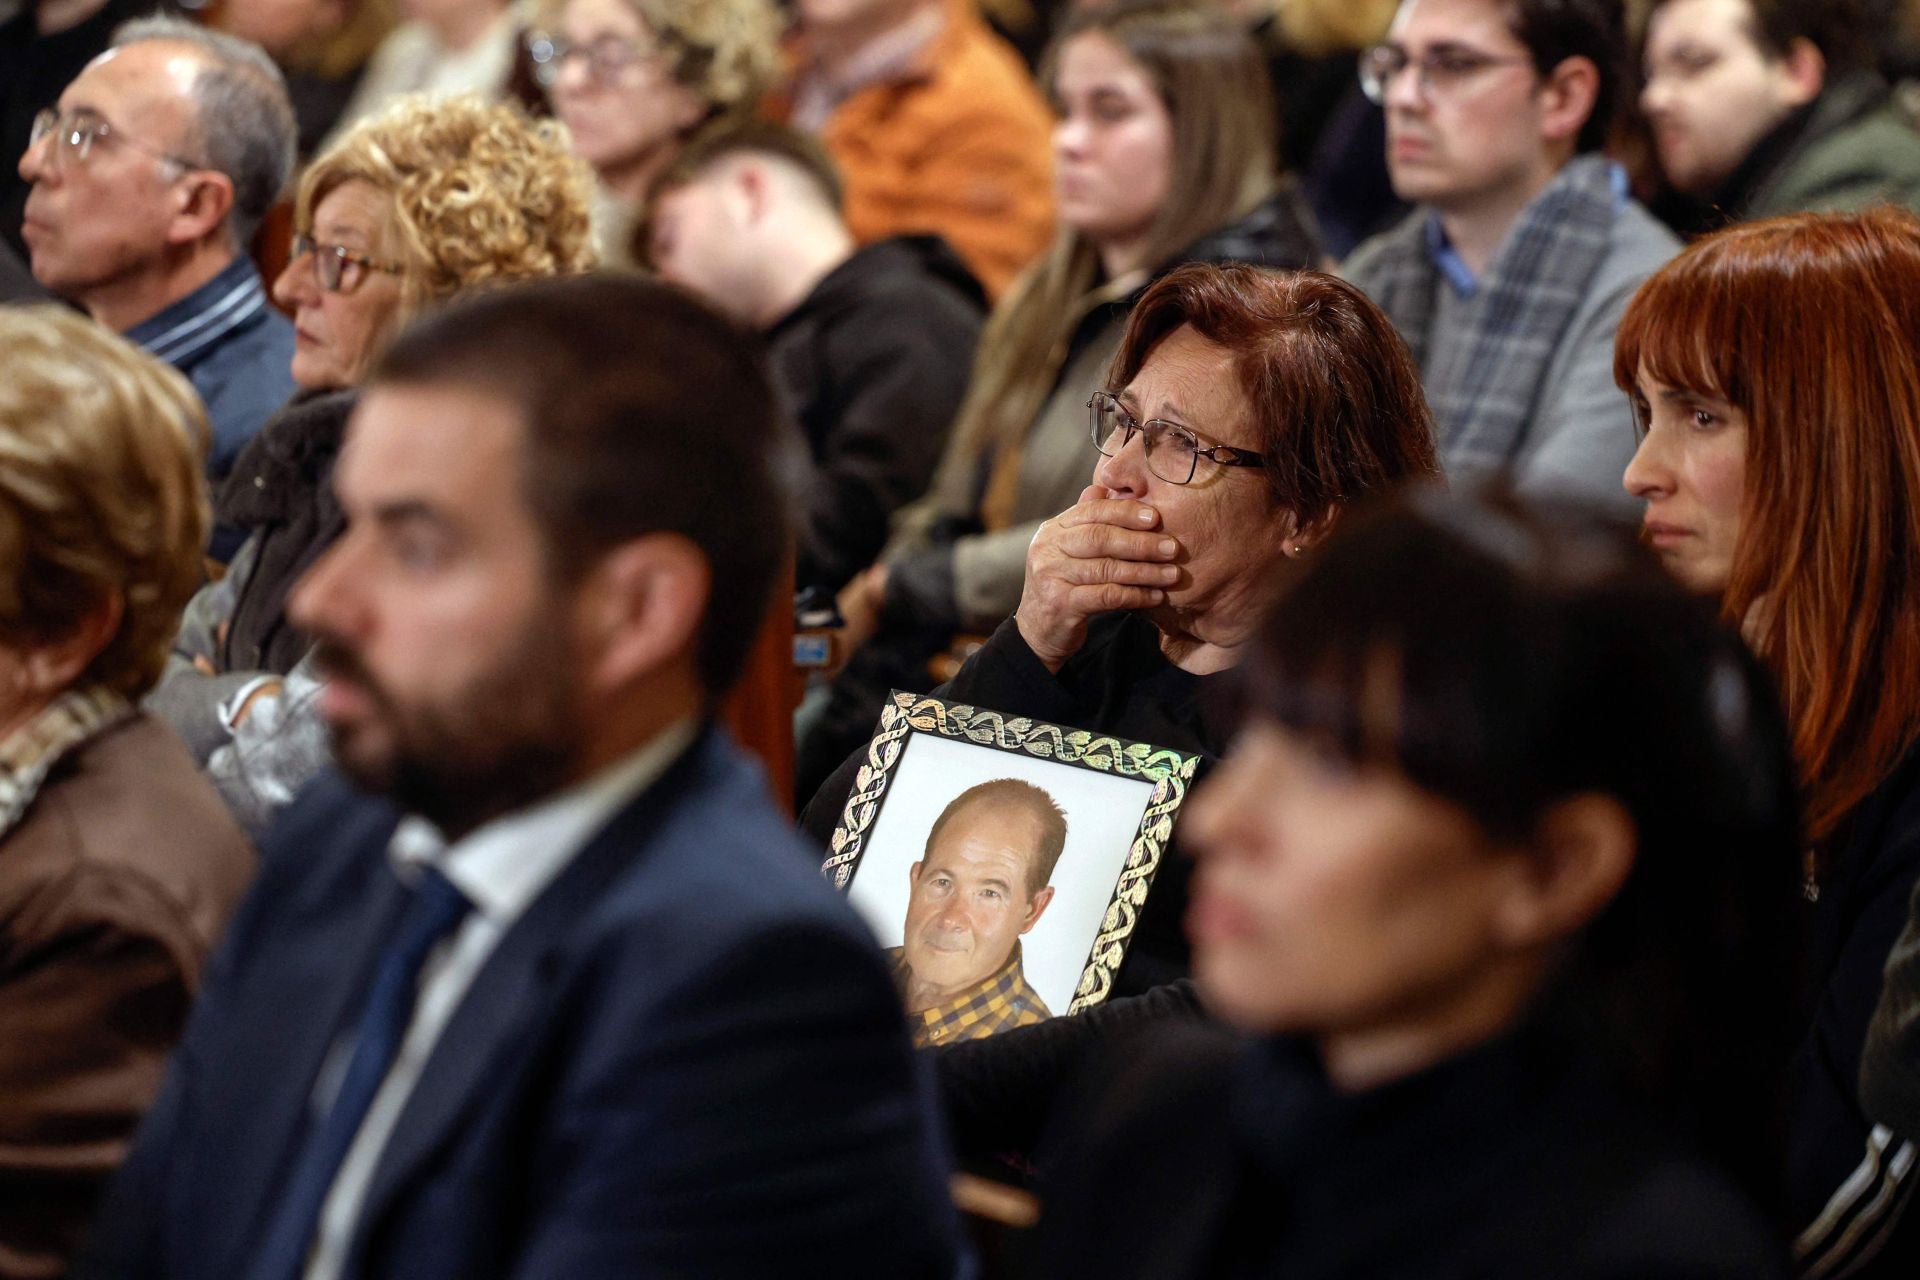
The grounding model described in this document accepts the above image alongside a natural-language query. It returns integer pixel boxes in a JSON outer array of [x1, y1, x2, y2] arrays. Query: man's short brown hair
[[641, 118, 845, 268], [658, 117, 845, 211], [373, 274, 796, 699], [1640, 0, 1871, 71]]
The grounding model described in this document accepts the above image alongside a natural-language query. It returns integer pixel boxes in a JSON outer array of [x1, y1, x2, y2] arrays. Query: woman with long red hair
[[1618, 206, 1920, 1277]]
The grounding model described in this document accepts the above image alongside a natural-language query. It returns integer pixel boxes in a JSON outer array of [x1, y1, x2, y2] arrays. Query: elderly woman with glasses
[[530, 0, 782, 266], [146, 92, 597, 834], [804, 261, 1440, 996]]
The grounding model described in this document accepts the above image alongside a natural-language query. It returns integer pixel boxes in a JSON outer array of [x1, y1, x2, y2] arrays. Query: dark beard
[[311, 619, 585, 840], [384, 716, 580, 842]]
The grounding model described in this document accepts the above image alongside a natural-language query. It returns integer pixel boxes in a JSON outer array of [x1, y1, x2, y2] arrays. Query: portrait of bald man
[[891, 778, 1065, 1046]]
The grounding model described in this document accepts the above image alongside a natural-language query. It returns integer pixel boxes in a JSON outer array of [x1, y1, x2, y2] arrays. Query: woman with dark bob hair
[[1617, 208, 1920, 1273], [1022, 488, 1799, 1277], [806, 260, 1440, 999]]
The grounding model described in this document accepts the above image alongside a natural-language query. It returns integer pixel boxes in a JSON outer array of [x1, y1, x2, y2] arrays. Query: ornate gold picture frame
[[824, 691, 1200, 1035]]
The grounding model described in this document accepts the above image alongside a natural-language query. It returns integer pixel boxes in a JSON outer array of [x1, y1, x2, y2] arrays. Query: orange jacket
[[784, 6, 1055, 301]]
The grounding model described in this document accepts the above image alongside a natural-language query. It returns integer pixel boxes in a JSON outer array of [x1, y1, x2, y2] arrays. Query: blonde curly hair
[[298, 94, 600, 318], [0, 307, 209, 700], [536, 0, 782, 113]]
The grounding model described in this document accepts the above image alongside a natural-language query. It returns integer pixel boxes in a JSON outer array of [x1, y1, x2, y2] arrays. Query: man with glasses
[[1343, 0, 1674, 515], [0, 0, 148, 262], [17, 16, 297, 552]]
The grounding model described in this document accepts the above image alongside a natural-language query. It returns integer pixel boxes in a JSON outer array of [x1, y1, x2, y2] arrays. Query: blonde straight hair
[[946, 0, 1280, 471]]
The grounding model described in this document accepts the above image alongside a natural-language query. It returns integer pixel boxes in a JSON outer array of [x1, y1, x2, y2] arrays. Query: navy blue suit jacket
[[78, 728, 961, 1279]]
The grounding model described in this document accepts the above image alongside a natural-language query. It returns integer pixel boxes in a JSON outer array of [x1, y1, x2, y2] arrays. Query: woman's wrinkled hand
[[1016, 485, 1181, 673]]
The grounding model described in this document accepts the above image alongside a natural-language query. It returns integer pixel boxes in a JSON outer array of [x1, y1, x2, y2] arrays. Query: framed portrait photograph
[[823, 691, 1201, 1047]]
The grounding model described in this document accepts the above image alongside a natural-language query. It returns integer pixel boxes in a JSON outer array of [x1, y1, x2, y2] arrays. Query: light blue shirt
[[1423, 162, 1633, 298]]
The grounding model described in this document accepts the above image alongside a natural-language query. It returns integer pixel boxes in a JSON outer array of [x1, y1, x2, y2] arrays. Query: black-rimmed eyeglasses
[[1088, 391, 1267, 485], [1357, 44, 1534, 105]]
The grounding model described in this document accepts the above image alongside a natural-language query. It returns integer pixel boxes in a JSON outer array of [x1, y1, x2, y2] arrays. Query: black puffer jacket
[[1025, 1021, 1789, 1279], [768, 235, 985, 594], [213, 388, 356, 676]]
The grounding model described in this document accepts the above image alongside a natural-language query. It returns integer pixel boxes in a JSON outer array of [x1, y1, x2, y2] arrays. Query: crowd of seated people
[[805, 260, 1441, 994], [10, 0, 1920, 1277], [1023, 486, 1804, 1277], [147, 92, 597, 836], [797, 0, 1328, 797]]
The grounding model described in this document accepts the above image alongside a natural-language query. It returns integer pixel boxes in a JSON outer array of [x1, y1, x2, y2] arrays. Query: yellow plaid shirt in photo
[[891, 943, 1052, 1048]]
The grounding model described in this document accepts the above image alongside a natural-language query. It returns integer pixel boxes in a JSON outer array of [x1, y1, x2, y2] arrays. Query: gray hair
[[112, 16, 296, 247]]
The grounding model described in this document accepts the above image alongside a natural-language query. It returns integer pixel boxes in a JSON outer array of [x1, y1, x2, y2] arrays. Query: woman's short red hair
[[1109, 262, 1441, 533]]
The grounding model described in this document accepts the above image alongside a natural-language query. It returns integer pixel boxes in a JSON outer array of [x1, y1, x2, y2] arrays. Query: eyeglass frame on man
[[525, 30, 667, 89], [29, 107, 205, 174], [289, 233, 405, 294], [1357, 42, 1536, 106], [1087, 391, 1267, 486]]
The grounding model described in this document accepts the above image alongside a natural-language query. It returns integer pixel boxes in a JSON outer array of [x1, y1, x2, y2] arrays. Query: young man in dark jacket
[[647, 120, 986, 597], [1640, 0, 1920, 226]]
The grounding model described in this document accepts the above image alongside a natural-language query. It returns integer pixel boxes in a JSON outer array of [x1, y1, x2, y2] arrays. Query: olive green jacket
[[1740, 71, 1920, 218]]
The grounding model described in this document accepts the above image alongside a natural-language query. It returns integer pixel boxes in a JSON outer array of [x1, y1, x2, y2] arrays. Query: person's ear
[[1020, 884, 1055, 932], [738, 162, 773, 226], [574, 533, 709, 694], [23, 592, 122, 697], [168, 169, 236, 248], [909, 858, 923, 885], [1285, 504, 1341, 558], [1778, 36, 1825, 107], [1536, 55, 1601, 149], [1492, 793, 1635, 948]]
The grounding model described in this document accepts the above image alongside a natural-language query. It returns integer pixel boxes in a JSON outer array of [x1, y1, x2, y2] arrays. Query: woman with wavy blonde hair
[[148, 92, 598, 834], [290, 90, 599, 355], [1617, 206, 1920, 1273], [0, 307, 255, 1278]]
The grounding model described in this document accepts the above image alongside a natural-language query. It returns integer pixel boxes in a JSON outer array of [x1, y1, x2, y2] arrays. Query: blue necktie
[[248, 865, 471, 1280]]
